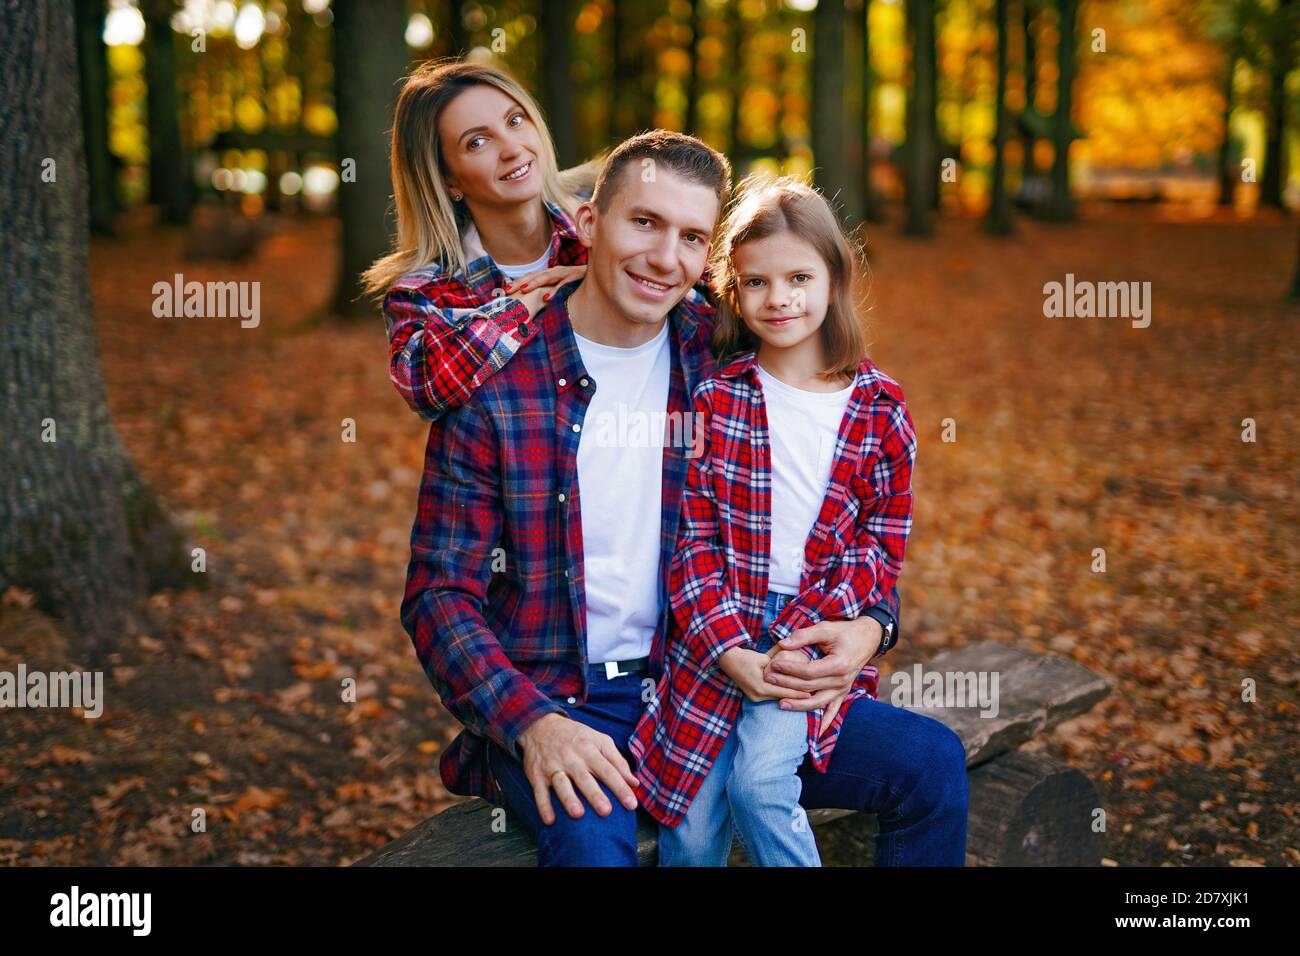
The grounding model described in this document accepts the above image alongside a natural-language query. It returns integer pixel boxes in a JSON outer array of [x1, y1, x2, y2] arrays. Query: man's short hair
[[590, 130, 732, 214]]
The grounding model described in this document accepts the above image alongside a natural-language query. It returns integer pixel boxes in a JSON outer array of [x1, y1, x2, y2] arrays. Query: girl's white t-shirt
[[756, 363, 856, 595]]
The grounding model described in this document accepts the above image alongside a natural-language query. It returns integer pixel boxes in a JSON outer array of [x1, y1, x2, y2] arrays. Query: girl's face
[[437, 84, 545, 208], [731, 231, 832, 352]]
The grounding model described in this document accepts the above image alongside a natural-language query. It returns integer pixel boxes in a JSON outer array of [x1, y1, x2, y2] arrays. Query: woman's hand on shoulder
[[503, 265, 587, 317]]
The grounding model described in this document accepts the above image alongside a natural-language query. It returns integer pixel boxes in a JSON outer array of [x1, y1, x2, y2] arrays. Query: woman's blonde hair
[[710, 172, 871, 382], [362, 58, 604, 299]]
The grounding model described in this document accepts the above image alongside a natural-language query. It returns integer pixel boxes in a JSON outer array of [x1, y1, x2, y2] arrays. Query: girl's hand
[[764, 646, 845, 735], [503, 265, 587, 317], [718, 647, 812, 703]]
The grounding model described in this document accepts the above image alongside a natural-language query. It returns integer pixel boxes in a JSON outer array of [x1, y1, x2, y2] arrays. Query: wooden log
[[356, 798, 660, 867], [893, 641, 1112, 768], [965, 750, 1104, 866], [355, 642, 1111, 867]]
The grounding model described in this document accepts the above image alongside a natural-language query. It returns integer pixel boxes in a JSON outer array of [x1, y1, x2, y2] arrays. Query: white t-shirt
[[573, 322, 672, 663], [463, 220, 551, 280], [757, 363, 856, 595]]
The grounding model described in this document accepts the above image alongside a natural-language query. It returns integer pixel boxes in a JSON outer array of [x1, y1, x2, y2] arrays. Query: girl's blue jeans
[[658, 590, 822, 866]]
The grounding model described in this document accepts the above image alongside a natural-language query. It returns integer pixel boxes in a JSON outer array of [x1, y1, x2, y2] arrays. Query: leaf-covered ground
[[2, 204, 1296, 866]]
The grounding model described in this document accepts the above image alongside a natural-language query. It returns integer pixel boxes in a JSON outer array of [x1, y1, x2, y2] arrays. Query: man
[[401, 130, 968, 866]]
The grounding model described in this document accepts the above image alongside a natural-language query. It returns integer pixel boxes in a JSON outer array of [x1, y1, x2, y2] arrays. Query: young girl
[[364, 58, 711, 420], [629, 174, 917, 866]]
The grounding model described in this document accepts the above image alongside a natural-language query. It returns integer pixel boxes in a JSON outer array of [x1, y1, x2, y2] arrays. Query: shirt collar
[[460, 199, 579, 274], [539, 277, 705, 394], [716, 349, 904, 402]]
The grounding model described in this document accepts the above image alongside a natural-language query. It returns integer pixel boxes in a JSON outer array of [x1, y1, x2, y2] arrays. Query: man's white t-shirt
[[757, 363, 856, 595], [573, 322, 671, 663]]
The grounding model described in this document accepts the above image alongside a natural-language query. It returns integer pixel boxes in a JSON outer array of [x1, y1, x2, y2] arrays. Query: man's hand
[[515, 712, 639, 825], [503, 265, 587, 318], [718, 646, 813, 704], [763, 617, 883, 720]]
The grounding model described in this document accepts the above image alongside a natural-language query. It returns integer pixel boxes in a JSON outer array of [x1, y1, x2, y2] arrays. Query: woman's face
[[731, 231, 832, 352], [437, 84, 545, 209]]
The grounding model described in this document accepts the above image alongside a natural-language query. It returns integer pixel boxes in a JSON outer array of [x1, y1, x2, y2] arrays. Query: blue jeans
[[486, 626, 969, 867], [487, 666, 649, 866], [658, 590, 820, 866]]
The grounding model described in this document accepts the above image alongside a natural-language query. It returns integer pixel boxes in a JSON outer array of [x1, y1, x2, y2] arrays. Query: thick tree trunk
[[332, 0, 408, 316], [540, 0, 577, 168], [904, 0, 936, 235], [0, 0, 184, 659], [812, 0, 848, 219], [74, 0, 115, 235], [986, 0, 1014, 234], [143, 2, 189, 225], [1043, 0, 1076, 221]]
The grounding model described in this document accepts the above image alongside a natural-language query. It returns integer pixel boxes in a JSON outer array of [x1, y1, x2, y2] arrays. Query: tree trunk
[[608, 0, 625, 142], [813, 0, 849, 219], [728, 0, 746, 168], [446, 0, 468, 56], [1043, 0, 1076, 221], [541, 0, 577, 168], [607, 1, 652, 140], [0, 0, 184, 660], [1260, 0, 1293, 210], [74, 0, 115, 236], [684, 0, 702, 135], [143, 2, 189, 225], [860, 0, 885, 225], [1217, 51, 1237, 207], [986, 0, 1014, 234], [1020, 0, 1038, 200], [1290, 217, 1300, 299], [904, 0, 936, 235], [332, 0, 408, 316]]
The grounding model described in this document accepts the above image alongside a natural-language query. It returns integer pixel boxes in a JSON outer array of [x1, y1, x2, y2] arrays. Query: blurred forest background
[[0, 0, 1296, 867]]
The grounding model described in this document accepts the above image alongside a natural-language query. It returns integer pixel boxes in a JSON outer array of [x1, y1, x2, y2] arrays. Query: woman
[[366, 57, 719, 422]]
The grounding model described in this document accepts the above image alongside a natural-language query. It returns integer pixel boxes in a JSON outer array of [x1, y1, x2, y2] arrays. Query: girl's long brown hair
[[710, 172, 871, 382], [361, 58, 603, 299]]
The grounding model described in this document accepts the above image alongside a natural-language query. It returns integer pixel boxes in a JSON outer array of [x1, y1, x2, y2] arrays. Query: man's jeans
[[658, 590, 820, 866], [487, 647, 970, 867]]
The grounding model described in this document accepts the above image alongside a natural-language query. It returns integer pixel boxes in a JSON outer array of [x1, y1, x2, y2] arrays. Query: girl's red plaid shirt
[[629, 350, 917, 828]]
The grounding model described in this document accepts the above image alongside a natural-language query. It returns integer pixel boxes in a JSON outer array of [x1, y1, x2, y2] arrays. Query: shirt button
[[558, 378, 566, 387], [564, 569, 570, 578], [558, 493, 566, 502], [518, 322, 530, 336], [572, 423, 580, 432], [491, 288, 504, 298], [566, 697, 577, 705], [579, 378, 589, 387]]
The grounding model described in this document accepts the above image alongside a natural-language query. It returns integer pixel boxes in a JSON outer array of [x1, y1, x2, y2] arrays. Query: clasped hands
[[515, 616, 882, 824]]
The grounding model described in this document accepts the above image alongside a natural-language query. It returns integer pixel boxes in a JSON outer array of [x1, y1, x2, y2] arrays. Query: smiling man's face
[[574, 165, 720, 331]]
